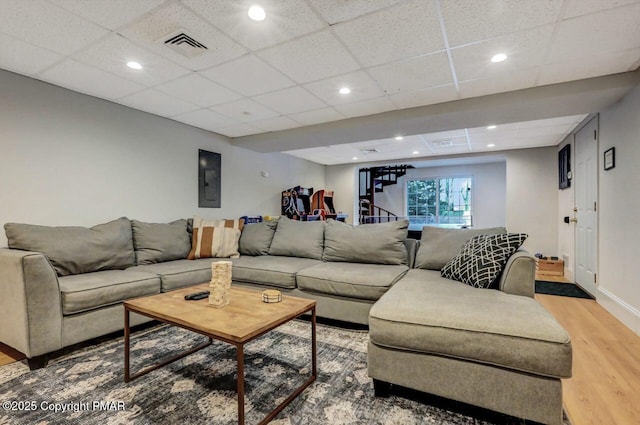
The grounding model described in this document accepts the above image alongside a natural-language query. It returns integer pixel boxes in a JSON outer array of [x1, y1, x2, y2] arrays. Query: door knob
[[570, 218, 578, 223]]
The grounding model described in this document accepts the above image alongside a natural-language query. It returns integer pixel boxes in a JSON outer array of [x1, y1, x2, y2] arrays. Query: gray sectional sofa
[[0, 216, 571, 425]]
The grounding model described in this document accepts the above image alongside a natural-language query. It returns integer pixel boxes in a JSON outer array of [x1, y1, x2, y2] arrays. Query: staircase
[[359, 164, 413, 224]]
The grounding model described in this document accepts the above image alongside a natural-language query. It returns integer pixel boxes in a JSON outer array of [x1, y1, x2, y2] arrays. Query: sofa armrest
[[498, 249, 535, 298], [0, 248, 63, 358]]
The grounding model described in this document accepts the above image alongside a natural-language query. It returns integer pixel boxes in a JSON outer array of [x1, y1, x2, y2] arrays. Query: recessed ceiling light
[[412, 151, 419, 155], [352, 156, 358, 160], [395, 136, 403, 141], [486, 125, 497, 130], [126, 61, 142, 70], [487, 144, 496, 148], [248, 5, 266, 21], [491, 53, 507, 63], [339, 87, 351, 95]]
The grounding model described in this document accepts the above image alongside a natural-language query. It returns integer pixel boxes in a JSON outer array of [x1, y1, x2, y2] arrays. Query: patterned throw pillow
[[187, 217, 244, 260], [441, 233, 528, 288]]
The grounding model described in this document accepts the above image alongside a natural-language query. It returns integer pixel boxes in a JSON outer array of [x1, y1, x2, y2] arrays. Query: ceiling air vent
[[360, 148, 380, 154], [162, 30, 208, 58], [432, 139, 454, 148]]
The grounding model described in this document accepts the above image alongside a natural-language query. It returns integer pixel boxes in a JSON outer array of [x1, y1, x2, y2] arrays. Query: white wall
[[597, 84, 640, 335], [557, 134, 576, 281], [325, 163, 358, 225], [0, 70, 326, 247], [373, 162, 506, 229]]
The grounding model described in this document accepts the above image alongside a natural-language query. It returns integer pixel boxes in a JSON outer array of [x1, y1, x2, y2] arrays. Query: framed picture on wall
[[558, 145, 571, 189], [604, 147, 615, 171]]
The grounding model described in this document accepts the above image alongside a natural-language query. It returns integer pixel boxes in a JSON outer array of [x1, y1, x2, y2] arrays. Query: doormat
[[535, 281, 593, 299]]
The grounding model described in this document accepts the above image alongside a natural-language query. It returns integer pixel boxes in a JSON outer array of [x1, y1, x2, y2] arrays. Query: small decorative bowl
[[262, 289, 282, 303]]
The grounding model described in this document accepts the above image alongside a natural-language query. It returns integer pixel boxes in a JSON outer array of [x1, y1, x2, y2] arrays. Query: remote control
[[184, 291, 210, 300]]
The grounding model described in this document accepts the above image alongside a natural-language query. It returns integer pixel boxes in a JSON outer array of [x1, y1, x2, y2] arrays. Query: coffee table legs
[[237, 343, 245, 424]]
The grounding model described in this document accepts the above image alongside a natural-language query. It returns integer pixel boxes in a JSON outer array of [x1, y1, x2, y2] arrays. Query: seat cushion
[[59, 270, 160, 315], [230, 255, 321, 289], [129, 258, 214, 292], [296, 262, 409, 301], [369, 269, 572, 378]]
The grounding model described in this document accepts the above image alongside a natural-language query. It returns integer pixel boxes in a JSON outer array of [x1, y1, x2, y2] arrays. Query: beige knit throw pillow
[[188, 217, 244, 259]]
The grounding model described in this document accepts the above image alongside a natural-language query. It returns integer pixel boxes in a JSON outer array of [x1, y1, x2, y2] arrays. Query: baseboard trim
[[597, 287, 640, 336]]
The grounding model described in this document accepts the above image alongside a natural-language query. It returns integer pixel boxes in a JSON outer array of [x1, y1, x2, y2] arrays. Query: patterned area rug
[[0, 321, 569, 424]]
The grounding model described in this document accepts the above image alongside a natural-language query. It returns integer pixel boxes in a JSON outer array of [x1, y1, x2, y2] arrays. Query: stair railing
[[359, 199, 400, 224]]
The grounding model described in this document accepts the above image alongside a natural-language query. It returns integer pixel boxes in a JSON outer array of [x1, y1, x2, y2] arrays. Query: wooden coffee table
[[123, 284, 317, 425]]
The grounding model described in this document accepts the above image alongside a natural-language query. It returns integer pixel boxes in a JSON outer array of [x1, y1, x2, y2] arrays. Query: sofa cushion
[[269, 217, 324, 260], [369, 269, 572, 378], [58, 270, 160, 315], [296, 262, 408, 301], [4, 217, 135, 276], [129, 258, 214, 292], [131, 219, 191, 265], [441, 233, 528, 288], [188, 217, 244, 259], [415, 226, 506, 270], [239, 221, 278, 256], [230, 255, 321, 289], [322, 219, 409, 265]]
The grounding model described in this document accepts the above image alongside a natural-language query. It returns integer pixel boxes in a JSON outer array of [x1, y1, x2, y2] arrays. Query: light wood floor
[[1, 288, 638, 425]]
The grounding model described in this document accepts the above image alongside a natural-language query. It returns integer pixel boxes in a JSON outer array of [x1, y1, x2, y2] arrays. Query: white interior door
[[574, 118, 598, 296]]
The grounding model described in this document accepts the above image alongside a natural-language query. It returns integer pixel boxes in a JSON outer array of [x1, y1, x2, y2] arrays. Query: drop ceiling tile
[[210, 99, 280, 122], [214, 123, 262, 137], [253, 87, 327, 115], [539, 48, 640, 85], [389, 84, 459, 109], [367, 53, 453, 94], [440, 0, 563, 47], [303, 71, 385, 105], [171, 108, 238, 131], [50, 0, 164, 30], [252, 116, 301, 132], [332, 0, 444, 67], [451, 25, 554, 81], [200, 55, 295, 97], [156, 73, 241, 107], [73, 34, 191, 86], [39, 59, 145, 100], [333, 96, 396, 118], [118, 89, 199, 117], [309, 0, 400, 25], [563, 0, 639, 19], [182, 0, 325, 50], [0, 0, 108, 55], [457, 67, 539, 99], [546, 3, 640, 63], [258, 30, 360, 84], [120, 2, 246, 70], [0, 33, 62, 76], [288, 107, 346, 126]]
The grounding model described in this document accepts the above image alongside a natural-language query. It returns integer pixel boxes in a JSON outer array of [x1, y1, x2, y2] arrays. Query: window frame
[[404, 175, 474, 228]]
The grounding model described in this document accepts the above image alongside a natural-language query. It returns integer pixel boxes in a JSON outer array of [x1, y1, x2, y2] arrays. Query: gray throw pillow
[[323, 219, 409, 265], [4, 217, 135, 276], [415, 226, 507, 270], [239, 221, 278, 256], [131, 219, 191, 265], [268, 217, 324, 260], [441, 233, 528, 288]]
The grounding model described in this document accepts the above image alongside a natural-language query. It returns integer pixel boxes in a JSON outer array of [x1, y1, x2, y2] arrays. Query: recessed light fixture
[[412, 151, 419, 155], [487, 143, 496, 148], [339, 87, 351, 95], [248, 5, 266, 21], [352, 156, 358, 160], [126, 61, 142, 70], [491, 53, 507, 63], [395, 136, 403, 141], [486, 125, 497, 130]]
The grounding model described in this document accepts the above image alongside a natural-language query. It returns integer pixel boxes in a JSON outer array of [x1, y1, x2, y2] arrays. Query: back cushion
[[239, 220, 278, 256], [4, 217, 135, 276], [188, 217, 244, 259], [269, 216, 324, 260], [323, 219, 409, 265], [131, 219, 191, 265], [414, 226, 507, 270]]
